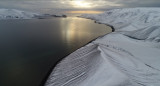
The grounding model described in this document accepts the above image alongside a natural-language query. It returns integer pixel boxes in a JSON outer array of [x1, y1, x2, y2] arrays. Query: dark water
[[0, 17, 111, 86]]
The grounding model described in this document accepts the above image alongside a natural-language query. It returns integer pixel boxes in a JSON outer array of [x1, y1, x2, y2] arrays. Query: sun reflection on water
[[60, 17, 111, 48], [60, 18, 88, 45]]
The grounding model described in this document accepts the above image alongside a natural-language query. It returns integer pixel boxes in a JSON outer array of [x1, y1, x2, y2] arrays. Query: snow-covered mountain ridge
[[81, 8, 160, 43], [0, 9, 67, 19], [45, 8, 160, 86], [0, 8, 39, 19], [81, 8, 160, 30]]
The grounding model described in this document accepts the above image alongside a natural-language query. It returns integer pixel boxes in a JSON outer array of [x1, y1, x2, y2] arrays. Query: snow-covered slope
[[45, 8, 160, 86], [0, 9, 39, 19], [81, 8, 160, 42]]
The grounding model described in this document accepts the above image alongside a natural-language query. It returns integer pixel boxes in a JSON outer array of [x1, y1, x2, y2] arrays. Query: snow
[[45, 8, 160, 86], [0, 9, 67, 20], [0, 8, 40, 19]]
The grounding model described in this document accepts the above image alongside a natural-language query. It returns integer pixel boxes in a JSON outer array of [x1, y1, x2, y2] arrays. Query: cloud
[[0, 0, 160, 12], [106, 0, 160, 7], [0, 0, 122, 10]]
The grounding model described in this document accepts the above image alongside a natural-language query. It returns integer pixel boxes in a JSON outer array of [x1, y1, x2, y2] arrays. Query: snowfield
[[45, 8, 160, 86]]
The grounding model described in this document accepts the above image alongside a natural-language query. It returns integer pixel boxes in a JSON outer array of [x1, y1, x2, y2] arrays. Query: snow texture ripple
[[46, 8, 160, 86]]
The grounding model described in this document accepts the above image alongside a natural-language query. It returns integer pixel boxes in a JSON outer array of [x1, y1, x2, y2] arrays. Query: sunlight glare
[[71, 0, 92, 8]]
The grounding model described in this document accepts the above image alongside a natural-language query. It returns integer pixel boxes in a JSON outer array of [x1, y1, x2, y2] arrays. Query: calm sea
[[0, 17, 111, 86]]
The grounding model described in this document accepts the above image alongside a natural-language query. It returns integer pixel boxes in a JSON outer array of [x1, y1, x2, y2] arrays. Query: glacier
[[45, 8, 160, 86]]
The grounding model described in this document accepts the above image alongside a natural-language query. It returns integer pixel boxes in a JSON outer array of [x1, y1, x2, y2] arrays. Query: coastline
[[40, 17, 112, 86], [45, 8, 160, 86]]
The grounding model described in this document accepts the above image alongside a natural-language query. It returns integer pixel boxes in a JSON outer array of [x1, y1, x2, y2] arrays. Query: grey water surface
[[0, 17, 111, 86]]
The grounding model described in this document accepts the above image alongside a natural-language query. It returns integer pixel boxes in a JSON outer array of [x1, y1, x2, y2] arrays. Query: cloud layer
[[0, 0, 160, 12]]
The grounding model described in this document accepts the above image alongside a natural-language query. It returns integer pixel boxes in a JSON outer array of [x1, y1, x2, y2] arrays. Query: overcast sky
[[0, 0, 160, 13]]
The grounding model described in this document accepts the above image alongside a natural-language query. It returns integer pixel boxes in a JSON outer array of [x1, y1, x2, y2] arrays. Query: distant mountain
[[0, 9, 67, 20], [0, 9, 40, 19], [81, 7, 160, 42]]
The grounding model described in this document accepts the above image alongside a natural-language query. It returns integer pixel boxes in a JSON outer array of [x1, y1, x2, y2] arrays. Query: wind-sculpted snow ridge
[[45, 8, 160, 86]]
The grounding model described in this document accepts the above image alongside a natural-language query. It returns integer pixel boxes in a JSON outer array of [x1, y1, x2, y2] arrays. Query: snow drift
[[45, 8, 160, 86]]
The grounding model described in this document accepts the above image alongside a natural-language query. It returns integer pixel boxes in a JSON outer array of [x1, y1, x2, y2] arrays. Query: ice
[[44, 8, 160, 86]]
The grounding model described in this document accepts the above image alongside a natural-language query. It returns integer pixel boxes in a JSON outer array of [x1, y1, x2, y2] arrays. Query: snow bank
[[45, 8, 160, 86]]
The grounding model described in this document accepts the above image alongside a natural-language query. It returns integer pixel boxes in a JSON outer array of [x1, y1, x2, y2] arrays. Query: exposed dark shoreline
[[94, 21, 115, 32], [80, 16, 115, 32]]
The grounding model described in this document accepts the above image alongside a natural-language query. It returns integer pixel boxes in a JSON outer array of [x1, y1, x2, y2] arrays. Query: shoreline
[[45, 8, 160, 86], [39, 16, 113, 86]]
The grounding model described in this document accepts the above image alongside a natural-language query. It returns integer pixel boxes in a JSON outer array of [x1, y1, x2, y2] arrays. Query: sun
[[71, 0, 92, 8]]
